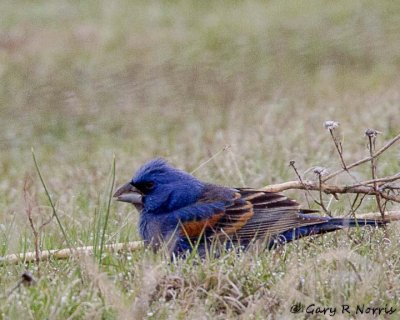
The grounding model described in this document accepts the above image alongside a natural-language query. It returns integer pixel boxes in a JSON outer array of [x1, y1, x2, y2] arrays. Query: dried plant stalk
[[322, 132, 400, 182], [270, 130, 400, 214]]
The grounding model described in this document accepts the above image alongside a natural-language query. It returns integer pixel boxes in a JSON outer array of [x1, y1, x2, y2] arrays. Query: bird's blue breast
[[143, 182, 204, 213]]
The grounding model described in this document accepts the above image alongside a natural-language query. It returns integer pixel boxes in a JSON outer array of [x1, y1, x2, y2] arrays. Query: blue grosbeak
[[114, 158, 386, 256]]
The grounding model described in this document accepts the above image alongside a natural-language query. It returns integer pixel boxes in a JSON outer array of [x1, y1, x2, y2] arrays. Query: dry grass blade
[[32, 149, 72, 251], [98, 156, 116, 263]]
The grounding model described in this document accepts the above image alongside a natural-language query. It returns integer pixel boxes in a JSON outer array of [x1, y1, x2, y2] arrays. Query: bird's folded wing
[[231, 189, 327, 241], [180, 187, 327, 241], [179, 186, 249, 238], [207, 188, 327, 242]]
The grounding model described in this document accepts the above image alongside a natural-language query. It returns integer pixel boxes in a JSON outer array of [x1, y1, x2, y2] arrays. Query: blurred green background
[[2, 0, 400, 255]]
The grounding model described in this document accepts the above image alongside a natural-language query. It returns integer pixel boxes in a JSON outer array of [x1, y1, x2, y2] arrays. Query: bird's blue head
[[114, 158, 205, 214]]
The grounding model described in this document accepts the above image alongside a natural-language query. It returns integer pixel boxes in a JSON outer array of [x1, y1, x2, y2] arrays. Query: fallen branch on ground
[[0, 241, 143, 265], [262, 180, 400, 202], [2, 212, 400, 265]]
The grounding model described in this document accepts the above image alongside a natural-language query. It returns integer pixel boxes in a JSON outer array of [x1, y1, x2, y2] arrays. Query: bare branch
[[322, 133, 400, 182], [262, 180, 400, 203], [348, 173, 400, 188], [0, 241, 143, 265]]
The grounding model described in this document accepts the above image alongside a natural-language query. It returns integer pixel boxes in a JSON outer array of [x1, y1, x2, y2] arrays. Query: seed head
[[313, 166, 329, 176], [324, 121, 339, 131], [365, 128, 381, 138]]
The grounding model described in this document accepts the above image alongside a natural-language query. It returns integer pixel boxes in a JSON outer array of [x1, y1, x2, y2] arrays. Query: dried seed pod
[[324, 121, 339, 130]]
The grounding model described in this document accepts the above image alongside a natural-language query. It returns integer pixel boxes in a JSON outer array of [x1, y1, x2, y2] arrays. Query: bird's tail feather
[[272, 211, 400, 246]]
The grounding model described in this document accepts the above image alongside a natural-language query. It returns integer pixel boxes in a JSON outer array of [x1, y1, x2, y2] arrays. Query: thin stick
[[322, 133, 400, 182], [262, 180, 400, 202], [347, 173, 400, 188], [315, 173, 331, 216], [24, 178, 40, 266], [329, 128, 346, 170], [366, 130, 384, 218], [289, 161, 313, 207], [0, 241, 143, 265], [328, 128, 360, 183]]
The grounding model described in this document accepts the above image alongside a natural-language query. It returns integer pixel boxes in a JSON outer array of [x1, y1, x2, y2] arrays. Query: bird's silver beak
[[113, 182, 143, 204]]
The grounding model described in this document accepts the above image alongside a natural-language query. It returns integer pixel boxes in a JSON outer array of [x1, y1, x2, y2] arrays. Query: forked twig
[[313, 168, 331, 215], [322, 132, 400, 182], [264, 130, 400, 215], [23, 176, 53, 269], [325, 121, 359, 183]]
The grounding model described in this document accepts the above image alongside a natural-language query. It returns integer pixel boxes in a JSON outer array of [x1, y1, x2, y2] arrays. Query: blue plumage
[[132, 158, 205, 214], [114, 158, 388, 257]]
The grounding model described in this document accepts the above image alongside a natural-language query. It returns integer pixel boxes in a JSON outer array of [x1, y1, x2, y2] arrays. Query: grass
[[1, 0, 400, 318]]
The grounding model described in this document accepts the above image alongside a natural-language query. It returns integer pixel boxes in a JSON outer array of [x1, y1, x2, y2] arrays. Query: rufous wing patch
[[181, 212, 224, 237], [212, 200, 254, 235]]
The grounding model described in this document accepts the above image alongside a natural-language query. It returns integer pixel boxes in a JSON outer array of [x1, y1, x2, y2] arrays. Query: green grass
[[1, 0, 400, 318]]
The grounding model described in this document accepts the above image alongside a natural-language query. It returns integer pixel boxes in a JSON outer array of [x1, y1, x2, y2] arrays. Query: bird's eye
[[143, 181, 155, 190], [136, 181, 155, 193]]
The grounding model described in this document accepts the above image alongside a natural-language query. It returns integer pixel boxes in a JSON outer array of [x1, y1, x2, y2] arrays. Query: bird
[[113, 158, 391, 257]]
